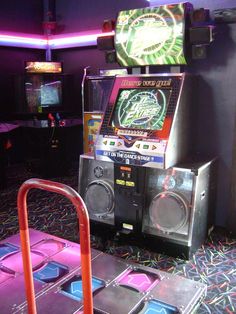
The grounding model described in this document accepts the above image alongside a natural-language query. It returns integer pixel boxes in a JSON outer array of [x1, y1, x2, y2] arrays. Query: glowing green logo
[[114, 89, 170, 130]]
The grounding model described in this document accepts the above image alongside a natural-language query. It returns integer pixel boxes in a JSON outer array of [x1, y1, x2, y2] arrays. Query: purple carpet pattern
[[0, 163, 235, 313]]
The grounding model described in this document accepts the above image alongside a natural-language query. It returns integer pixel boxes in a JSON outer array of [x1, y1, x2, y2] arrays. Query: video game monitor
[[95, 73, 193, 169]]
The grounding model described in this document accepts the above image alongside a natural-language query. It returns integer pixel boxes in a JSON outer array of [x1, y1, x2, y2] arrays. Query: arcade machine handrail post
[[17, 178, 93, 314]]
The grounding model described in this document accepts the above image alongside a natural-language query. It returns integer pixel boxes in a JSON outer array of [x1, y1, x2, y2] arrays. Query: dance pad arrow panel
[[61, 275, 105, 301], [117, 269, 160, 292], [33, 261, 69, 283], [139, 299, 178, 314], [0, 243, 19, 259]]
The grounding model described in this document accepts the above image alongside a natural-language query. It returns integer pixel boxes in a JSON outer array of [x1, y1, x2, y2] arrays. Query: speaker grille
[[149, 191, 188, 233], [85, 180, 114, 216]]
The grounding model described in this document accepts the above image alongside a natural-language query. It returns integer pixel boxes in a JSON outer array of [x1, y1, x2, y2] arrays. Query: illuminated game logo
[[115, 3, 189, 66], [25, 61, 62, 73], [111, 88, 171, 130]]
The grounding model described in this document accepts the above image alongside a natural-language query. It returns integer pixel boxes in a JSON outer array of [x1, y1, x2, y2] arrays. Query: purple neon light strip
[[0, 33, 47, 49], [0, 31, 114, 49], [50, 31, 114, 49], [148, 0, 181, 5]]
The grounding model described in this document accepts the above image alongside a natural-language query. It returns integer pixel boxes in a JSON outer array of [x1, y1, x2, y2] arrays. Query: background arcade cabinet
[[14, 61, 82, 177], [14, 61, 74, 117], [79, 2, 217, 258], [82, 68, 127, 154]]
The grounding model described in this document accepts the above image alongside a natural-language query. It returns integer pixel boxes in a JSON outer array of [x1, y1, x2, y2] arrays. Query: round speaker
[[85, 180, 114, 217], [149, 191, 188, 233]]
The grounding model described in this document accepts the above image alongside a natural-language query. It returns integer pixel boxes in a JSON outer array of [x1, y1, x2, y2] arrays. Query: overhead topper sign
[[25, 61, 62, 73]]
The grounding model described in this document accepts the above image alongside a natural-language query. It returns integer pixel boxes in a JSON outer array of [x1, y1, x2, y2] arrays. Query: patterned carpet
[[0, 163, 235, 313]]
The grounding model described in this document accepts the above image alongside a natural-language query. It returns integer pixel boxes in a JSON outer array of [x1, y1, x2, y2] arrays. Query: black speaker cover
[[189, 26, 213, 44], [85, 180, 114, 216], [78, 155, 115, 226], [149, 191, 188, 233]]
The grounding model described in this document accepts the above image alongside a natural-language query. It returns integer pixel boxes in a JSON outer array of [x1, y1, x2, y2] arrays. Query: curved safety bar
[[17, 178, 93, 314]]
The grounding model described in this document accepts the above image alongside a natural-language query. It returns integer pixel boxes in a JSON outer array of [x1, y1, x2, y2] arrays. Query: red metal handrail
[[17, 178, 93, 314]]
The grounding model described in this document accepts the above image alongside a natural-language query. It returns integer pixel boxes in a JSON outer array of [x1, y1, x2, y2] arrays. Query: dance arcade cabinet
[[91, 3, 196, 237]]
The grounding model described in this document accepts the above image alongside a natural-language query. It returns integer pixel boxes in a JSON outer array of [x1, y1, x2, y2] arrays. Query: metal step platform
[[0, 179, 206, 314]]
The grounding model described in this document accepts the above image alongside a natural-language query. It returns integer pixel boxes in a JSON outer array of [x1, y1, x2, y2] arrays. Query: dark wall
[[0, 48, 45, 117], [55, 0, 148, 33], [0, 0, 43, 33], [185, 0, 236, 228], [190, 23, 236, 228]]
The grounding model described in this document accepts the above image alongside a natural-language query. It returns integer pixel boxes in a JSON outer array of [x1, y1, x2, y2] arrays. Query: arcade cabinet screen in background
[[115, 3, 187, 66], [85, 78, 114, 112], [110, 88, 171, 130], [25, 75, 62, 113]]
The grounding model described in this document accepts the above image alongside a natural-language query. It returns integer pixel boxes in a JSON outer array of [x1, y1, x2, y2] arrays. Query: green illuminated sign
[[115, 3, 188, 66]]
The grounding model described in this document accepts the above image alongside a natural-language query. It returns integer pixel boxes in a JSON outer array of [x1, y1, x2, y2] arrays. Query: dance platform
[[0, 229, 206, 314]]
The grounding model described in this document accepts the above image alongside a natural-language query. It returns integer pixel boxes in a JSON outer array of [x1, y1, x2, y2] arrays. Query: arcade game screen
[[25, 75, 62, 113], [110, 88, 171, 130], [115, 3, 188, 66]]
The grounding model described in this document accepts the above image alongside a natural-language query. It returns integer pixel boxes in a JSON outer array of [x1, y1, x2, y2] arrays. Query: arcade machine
[[0, 178, 207, 313], [14, 61, 74, 117], [82, 68, 127, 154], [13, 61, 82, 177], [79, 2, 216, 258]]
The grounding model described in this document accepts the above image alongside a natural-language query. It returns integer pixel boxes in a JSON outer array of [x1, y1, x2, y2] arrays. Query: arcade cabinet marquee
[[115, 3, 192, 66], [95, 73, 193, 169]]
